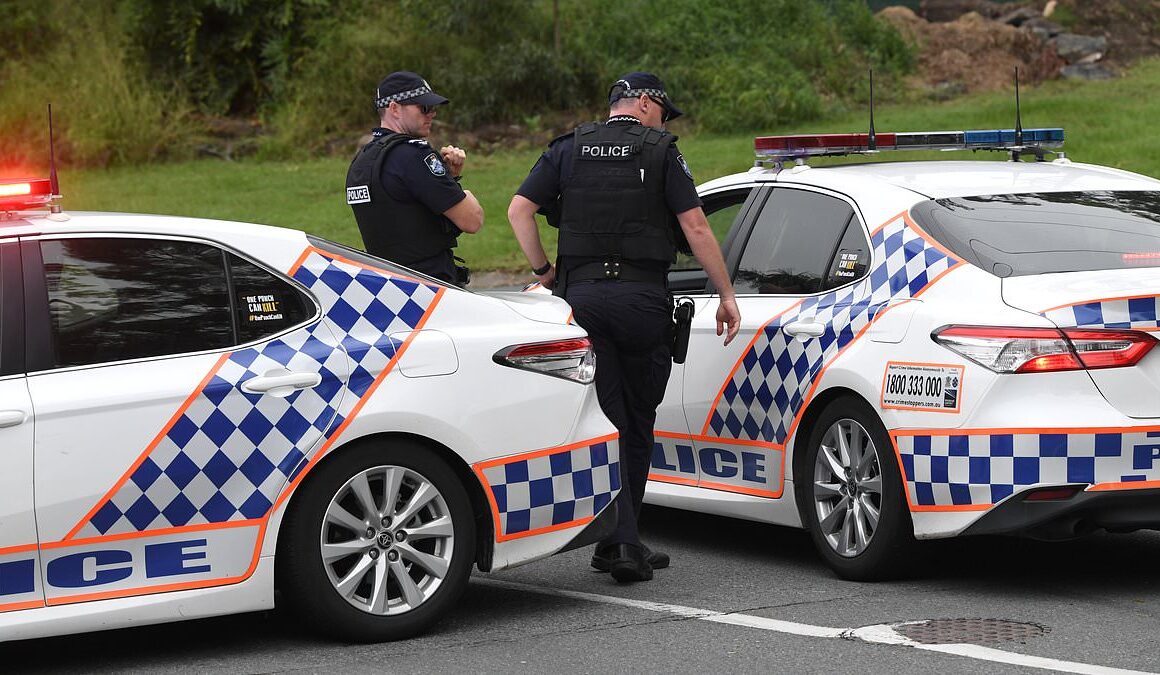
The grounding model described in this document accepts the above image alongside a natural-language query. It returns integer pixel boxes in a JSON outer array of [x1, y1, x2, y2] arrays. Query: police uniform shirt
[[374, 128, 467, 216], [516, 119, 702, 222]]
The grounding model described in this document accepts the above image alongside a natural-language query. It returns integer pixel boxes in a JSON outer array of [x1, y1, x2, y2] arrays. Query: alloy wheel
[[812, 418, 884, 558], [320, 465, 455, 615]]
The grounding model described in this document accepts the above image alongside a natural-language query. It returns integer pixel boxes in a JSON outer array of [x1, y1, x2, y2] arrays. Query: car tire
[[278, 440, 475, 642], [799, 396, 915, 581]]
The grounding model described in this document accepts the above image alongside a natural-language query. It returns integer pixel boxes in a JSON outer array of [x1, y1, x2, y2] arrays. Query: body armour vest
[[345, 132, 458, 266], [557, 122, 681, 264]]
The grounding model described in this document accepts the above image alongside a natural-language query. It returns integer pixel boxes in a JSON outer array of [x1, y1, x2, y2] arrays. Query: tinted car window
[[42, 238, 233, 367], [673, 188, 752, 271], [734, 189, 854, 295], [821, 220, 871, 291], [230, 253, 314, 344], [912, 191, 1160, 276]]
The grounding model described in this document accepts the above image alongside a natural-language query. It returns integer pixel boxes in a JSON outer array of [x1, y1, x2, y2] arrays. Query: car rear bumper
[[961, 486, 1160, 539]]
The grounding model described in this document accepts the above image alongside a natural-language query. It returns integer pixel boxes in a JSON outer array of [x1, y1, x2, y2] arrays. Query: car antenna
[[47, 103, 62, 214], [867, 68, 876, 152], [1011, 67, 1023, 162]]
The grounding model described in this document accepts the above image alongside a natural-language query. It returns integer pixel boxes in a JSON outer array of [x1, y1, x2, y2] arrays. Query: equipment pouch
[[453, 256, 471, 287], [671, 296, 694, 364]]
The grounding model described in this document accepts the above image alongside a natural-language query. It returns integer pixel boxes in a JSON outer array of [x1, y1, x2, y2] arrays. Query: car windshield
[[910, 190, 1160, 277]]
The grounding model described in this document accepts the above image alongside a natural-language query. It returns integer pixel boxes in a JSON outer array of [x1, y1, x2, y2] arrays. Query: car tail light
[[1065, 329, 1157, 369], [494, 337, 595, 384], [932, 325, 1156, 373]]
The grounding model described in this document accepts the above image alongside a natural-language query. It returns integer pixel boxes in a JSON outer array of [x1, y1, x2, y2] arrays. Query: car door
[[25, 234, 343, 604], [682, 187, 868, 499], [651, 186, 762, 490], [0, 241, 40, 612]]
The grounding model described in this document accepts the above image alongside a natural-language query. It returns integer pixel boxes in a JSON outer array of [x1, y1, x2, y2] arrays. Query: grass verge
[[62, 58, 1160, 272]]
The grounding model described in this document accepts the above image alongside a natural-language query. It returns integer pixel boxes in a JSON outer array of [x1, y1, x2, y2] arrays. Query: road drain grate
[[894, 618, 1049, 645]]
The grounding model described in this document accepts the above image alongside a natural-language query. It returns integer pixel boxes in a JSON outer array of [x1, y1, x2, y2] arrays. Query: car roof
[[0, 211, 307, 245], [699, 159, 1160, 200]]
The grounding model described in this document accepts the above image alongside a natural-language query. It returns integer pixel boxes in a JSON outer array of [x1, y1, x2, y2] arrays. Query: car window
[[673, 188, 753, 271], [820, 219, 871, 291], [912, 191, 1160, 276], [229, 253, 314, 344], [42, 238, 234, 368], [734, 189, 854, 295]]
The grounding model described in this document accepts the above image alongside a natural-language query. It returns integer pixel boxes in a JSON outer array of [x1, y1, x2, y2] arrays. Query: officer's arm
[[443, 190, 484, 233], [677, 207, 740, 345], [508, 195, 556, 286]]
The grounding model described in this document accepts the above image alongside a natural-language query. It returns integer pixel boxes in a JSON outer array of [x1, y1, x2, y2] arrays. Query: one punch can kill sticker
[[242, 292, 284, 323], [881, 361, 964, 413]]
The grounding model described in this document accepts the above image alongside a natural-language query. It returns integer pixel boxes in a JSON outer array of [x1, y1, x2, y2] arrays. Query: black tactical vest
[[557, 122, 679, 264], [345, 132, 458, 267]]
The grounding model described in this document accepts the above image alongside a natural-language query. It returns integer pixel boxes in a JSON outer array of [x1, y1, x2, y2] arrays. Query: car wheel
[[279, 440, 475, 642], [801, 396, 914, 581]]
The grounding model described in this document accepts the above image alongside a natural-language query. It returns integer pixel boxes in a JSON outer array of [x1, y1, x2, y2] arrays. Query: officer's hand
[[537, 264, 556, 290], [440, 145, 467, 177], [716, 297, 740, 346]]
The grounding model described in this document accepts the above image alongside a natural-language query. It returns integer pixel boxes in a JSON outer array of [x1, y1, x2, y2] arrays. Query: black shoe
[[607, 543, 653, 583], [591, 544, 668, 573]]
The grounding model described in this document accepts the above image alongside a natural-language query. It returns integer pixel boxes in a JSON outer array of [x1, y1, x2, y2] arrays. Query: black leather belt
[[567, 260, 666, 284]]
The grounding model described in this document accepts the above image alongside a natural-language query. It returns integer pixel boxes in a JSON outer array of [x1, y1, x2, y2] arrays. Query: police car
[[648, 129, 1160, 580], [0, 178, 617, 642]]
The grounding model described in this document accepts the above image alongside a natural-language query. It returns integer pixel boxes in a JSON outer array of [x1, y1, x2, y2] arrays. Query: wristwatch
[[532, 261, 552, 276]]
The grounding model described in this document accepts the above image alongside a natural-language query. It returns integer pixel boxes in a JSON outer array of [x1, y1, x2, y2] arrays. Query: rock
[[1051, 33, 1108, 63], [919, 0, 1004, 23], [1020, 17, 1064, 40], [927, 80, 968, 101], [1043, 0, 1057, 18], [1060, 63, 1115, 80], [998, 7, 1042, 26]]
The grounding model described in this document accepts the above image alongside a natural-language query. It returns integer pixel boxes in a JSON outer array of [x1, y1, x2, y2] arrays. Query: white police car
[[0, 178, 617, 642], [649, 129, 1160, 580]]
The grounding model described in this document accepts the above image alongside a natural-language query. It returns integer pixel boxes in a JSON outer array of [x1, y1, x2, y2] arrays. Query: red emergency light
[[0, 177, 54, 210]]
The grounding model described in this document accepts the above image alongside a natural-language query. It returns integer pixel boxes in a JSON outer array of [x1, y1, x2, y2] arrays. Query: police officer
[[507, 72, 741, 582], [346, 71, 483, 285]]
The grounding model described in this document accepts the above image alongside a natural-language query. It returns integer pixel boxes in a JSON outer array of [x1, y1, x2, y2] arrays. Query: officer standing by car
[[507, 72, 741, 582], [346, 71, 483, 285]]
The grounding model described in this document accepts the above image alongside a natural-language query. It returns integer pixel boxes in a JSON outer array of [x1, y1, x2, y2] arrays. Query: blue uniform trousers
[[565, 280, 672, 547]]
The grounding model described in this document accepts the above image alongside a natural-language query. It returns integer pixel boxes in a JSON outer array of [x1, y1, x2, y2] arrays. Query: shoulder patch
[[677, 153, 693, 180], [408, 138, 430, 147], [424, 152, 447, 176]]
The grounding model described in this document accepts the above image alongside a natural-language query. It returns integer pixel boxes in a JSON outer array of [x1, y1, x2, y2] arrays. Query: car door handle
[[0, 410, 27, 428], [784, 320, 826, 340], [241, 369, 322, 397]]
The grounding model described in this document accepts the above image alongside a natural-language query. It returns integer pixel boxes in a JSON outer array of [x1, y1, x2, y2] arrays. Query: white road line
[[474, 577, 1155, 675]]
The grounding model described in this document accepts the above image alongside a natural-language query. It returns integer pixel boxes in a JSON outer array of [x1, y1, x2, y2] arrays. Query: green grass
[[64, 58, 1160, 271]]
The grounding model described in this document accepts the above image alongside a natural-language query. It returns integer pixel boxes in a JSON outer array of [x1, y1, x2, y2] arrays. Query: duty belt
[[567, 259, 666, 284]]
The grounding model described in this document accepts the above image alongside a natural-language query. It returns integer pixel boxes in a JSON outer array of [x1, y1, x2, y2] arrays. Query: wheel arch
[[274, 431, 496, 589]]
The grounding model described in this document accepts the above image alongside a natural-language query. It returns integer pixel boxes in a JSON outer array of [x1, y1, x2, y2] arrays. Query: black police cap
[[375, 71, 449, 109], [607, 71, 683, 121]]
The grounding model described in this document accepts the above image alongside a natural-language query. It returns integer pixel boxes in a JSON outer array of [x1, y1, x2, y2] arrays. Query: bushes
[[0, 2, 191, 169], [0, 0, 914, 166]]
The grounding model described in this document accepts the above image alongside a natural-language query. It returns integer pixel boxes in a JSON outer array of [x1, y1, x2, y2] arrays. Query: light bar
[[0, 177, 54, 210], [754, 128, 1064, 160]]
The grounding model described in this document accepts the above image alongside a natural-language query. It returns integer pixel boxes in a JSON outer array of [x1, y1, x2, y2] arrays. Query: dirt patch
[[1053, 0, 1160, 68], [879, 7, 1063, 94]]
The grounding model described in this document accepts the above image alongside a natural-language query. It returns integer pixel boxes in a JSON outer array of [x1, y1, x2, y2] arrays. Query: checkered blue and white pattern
[[1042, 295, 1160, 331], [897, 430, 1160, 507], [481, 441, 620, 539], [81, 250, 442, 536], [708, 216, 961, 446]]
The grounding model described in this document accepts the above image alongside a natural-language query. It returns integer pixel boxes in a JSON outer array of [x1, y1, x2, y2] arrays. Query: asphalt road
[[5, 504, 1160, 674]]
